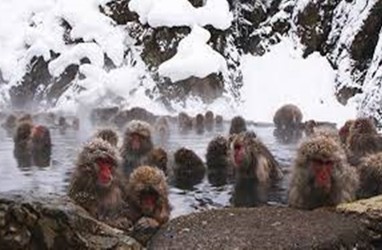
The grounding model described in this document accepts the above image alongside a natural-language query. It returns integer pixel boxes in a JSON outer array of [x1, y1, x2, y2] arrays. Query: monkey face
[[139, 186, 159, 215], [95, 157, 115, 188], [353, 119, 376, 134], [309, 159, 334, 192], [129, 133, 144, 151]]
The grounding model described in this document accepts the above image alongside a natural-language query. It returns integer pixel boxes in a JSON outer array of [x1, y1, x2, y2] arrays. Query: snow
[[129, 0, 233, 30], [158, 26, 227, 82], [0, 0, 125, 85], [240, 39, 357, 125]]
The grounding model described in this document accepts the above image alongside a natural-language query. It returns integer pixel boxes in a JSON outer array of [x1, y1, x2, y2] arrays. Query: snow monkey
[[230, 132, 283, 207], [68, 139, 131, 230], [120, 120, 154, 176], [288, 135, 359, 209]]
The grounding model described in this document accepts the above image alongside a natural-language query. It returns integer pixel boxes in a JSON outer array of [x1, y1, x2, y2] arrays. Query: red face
[[233, 143, 245, 167], [97, 158, 114, 187], [311, 159, 333, 192], [32, 125, 45, 138], [140, 191, 158, 215], [130, 134, 142, 151]]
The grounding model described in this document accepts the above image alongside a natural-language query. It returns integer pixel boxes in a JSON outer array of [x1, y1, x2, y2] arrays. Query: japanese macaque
[[356, 152, 382, 199], [154, 117, 169, 146], [58, 116, 70, 134], [91, 106, 119, 125], [72, 117, 80, 130], [215, 115, 223, 129], [288, 135, 359, 210], [230, 132, 283, 207], [13, 122, 33, 168], [273, 104, 303, 131], [147, 147, 168, 174], [194, 113, 204, 134], [126, 165, 170, 245], [346, 118, 382, 166], [178, 112, 193, 133], [68, 139, 131, 230], [173, 147, 206, 189], [13, 122, 52, 168], [338, 120, 354, 145], [2, 114, 16, 135], [30, 125, 52, 167], [205, 111, 214, 131], [17, 113, 33, 124], [229, 116, 247, 135], [273, 104, 303, 144], [304, 120, 317, 137], [206, 136, 233, 186], [120, 120, 154, 176], [94, 128, 119, 147]]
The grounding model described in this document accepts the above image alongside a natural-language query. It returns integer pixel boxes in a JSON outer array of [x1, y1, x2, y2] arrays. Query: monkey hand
[[111, 217, 134, 231], [131, 217, 160, 245]]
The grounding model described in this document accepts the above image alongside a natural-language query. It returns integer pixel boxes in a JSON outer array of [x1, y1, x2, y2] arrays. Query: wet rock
[[150, 206, 371, 249], [0, 191, 142, 250], [100, 0, 138, 25], [337, 195, 382, 244]]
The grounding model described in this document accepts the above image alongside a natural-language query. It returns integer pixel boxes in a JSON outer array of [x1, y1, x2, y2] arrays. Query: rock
[[294, 0, 341, 57], [0, 191, 142, 250], [337, 195, 382, 243], [149, 206, 371, 249]]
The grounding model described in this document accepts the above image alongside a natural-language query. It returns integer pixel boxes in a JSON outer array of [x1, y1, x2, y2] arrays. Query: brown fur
[[288, 135, 359, 209], [2, 114, 17, 135], [68, 139, 130, 229], [126, 166, 170, 244], [178, 112, 193, 132], [94, 128, 119, 147], [230, 132, 283, 207], [147, 148, 168, 174], [13, 122, 34, 167], [304, 120, 317, 136], [339, 120, 355, 145], [229, 116, 247, 135], [346, 118, 382, 166], [215, 115, 223, 128], [72, 117, 80, 130], [273, 104, 303, 131], [154, 117, 169, 145], [173, 147, 206, 189], [206, 136, 233, 186], [194, 113, 204, 134], [357, 152, 382, 199], [30, 125, 52, 167], [120, 120, 154, 175], [205, 111, 214, 131]]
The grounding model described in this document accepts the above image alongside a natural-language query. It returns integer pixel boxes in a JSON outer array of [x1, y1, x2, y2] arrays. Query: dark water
[[0, 121, 299, 218]]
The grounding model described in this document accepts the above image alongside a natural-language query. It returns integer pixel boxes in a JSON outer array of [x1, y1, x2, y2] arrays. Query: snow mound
[[129, 0, 233, 30], [158, 25, 227, 82], [240, 39, 357, 125]]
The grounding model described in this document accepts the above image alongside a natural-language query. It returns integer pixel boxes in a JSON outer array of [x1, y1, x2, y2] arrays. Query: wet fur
[[229, 116, 247, 135], [288, 135, 359, 209]]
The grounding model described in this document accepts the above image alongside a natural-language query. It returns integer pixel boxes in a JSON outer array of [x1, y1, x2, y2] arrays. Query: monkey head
[[338, 120, 355, 143], [127, 166, 168, 216], [296, 136, 344, 193], [76, 139, 121, 189], [18, 114, 33, 124], [14, 122, 34, 142], [215, 115, 223, 125], [350, 118, 377, 135], [94, 128, 119, 147], [229, 116, 247, 135], [205, 111, 214, 121], [174, 148, 206, 188], [207, 136, 229, 158], [123, 120, 153, 154], [147, 148, 168, 173], [31, 125, 51, 146], [230, 132, 259, 170]]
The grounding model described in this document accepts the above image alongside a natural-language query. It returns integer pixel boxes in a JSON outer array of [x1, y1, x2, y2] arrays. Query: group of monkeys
[[2, 103, 382, 245]]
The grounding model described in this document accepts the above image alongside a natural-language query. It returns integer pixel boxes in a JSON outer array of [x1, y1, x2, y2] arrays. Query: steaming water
[[0, 121, 299, 218]]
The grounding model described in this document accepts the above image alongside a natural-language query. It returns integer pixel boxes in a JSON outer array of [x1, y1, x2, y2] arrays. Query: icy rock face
[[293, 0, 382, 124]]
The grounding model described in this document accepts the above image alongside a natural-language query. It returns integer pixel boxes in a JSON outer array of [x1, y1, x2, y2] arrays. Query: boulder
[[149, 206, 371, 249], [0, 191, 142, 250]]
